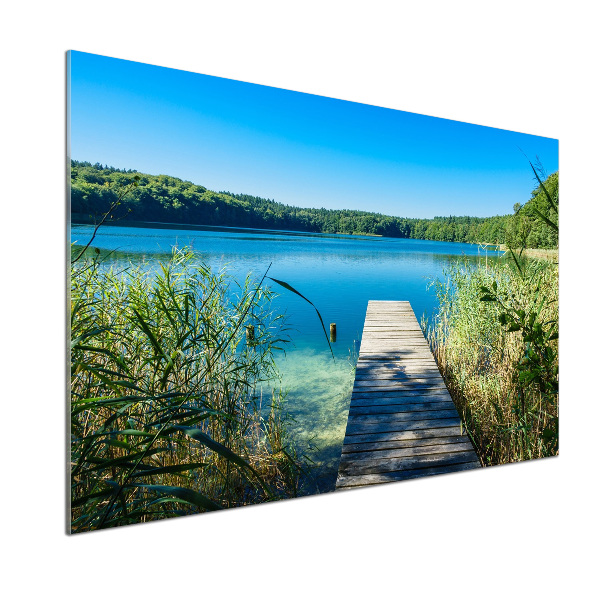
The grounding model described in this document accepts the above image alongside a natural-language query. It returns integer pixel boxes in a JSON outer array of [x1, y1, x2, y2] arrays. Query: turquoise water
[[71, 223, 502, 492]]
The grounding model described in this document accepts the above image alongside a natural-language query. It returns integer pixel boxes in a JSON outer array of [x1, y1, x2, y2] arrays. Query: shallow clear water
[[71, 223, 502, 492]]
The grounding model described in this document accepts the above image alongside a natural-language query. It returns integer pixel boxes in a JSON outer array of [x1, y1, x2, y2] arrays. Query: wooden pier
[[336, 300, 481, 489]]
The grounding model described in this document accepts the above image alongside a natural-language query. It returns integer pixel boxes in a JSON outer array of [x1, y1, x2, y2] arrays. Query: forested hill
[[70, 161, 558, 248]]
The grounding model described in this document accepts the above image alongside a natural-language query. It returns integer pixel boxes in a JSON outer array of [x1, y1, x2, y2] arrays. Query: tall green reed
[[71, 248, 304, 532], [427, 163, 558, 465], [477, 160, 558, 456], [426, 256, 558, 464]]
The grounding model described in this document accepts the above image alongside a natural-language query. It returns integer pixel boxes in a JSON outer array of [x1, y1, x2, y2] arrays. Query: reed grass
[[70, 248, 304, 532], [425, 256, 558, 465], [497, 244, 558, 263]]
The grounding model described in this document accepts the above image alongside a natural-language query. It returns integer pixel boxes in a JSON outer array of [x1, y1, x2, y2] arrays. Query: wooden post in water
[[330, 323, 337, 343], [246, 325, 255, 342]]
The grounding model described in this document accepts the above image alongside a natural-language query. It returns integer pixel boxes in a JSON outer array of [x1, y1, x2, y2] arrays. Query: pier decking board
[[336, 301, 481, 489]]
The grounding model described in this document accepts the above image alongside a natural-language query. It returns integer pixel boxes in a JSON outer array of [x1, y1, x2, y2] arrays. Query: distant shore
[[497, 244, 558, 261], [72, 218, 557, 259], [70, 215, 387, 240], [70, 215, 499, 246]]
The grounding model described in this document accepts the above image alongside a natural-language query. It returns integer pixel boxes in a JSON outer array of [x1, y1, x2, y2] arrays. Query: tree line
[[70, 160, 558, 248]]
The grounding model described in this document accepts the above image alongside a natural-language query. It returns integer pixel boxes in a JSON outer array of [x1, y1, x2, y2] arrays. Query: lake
[[71, 223, 502, 493]]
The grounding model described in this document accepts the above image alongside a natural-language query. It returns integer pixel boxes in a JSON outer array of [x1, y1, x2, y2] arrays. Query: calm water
[[71, 223, 502, 492]]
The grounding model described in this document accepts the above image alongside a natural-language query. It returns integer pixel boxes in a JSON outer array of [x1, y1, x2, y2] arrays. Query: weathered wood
[[339, 450, 480, 476], [355, 362, 439, 370], [336, 461, 481, 488], [358, 350, 432, 355], [355, 363, 439, 371], [360, 339, 427, 344], [349, 399, 455, 413], [354, 374, 443, 382], [354, 377, 446, 385], [360, 339, 429, 345], [353, 380, 447, 389], [341, 435, 470, 454], [358, 346, 431, 353], [357, 354, 433, 360], [348, 401, 456, 415], [342, 425, 465, 446], [354, 372, 444, 382], [357, 361, 439, 368], [348, 409, 460, 424], [351, 389, 453, 400], [339, 441, 476, 464], [345, 417, 462, 436], [357, 356, 435, 361], [362, 329, 424, 333], [355, 363, 441, 373], [336, 300, 481, 490], [353, 376, 446, 386]]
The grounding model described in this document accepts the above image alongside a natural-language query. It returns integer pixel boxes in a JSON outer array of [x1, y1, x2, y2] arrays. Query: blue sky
[[68, 51, 558, 219]]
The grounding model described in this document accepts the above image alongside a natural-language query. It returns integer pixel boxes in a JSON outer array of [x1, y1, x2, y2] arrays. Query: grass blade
[[266, 276, 334, 359]]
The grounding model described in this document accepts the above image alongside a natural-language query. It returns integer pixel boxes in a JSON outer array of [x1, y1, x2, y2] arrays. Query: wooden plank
[[354, 365, 440, 372], [355, 369, 442, 376], [353, 387, 448, 395], [357, 359, 436, 364], [351, 389, 453, 400], [336, 462, 481, 488], [365, 317, 419, 321], [349, 395, 453, 408], [352, 388, 449, 397], [353, 372, 444, 381], [348, 401, 456, 415], [359, 344, 430, 350], [353, 376, 445, 384], [361, 324, 422, 329], [359, 344, 430, 349], [341, 435, 471, 453], [353, 380, 447, 389], [347, 409, 460, 423], [361, 332, 427, 337], [339, 451, 480, 476], [349, 399, 454, 412], [361, 329, 426, 333], [345, 417, 462, 436], [358, 347, 432, 352], [354, 364, 442, 373], [364, 323, 422, 326], [357, 358, 438, 364], [339, 441, 476, 464], [355, 363, 441, 372], [336, 300, 481, 490], [362, 328, 424, 333], [354, 373, 444, 381], [352, 388, 448, 396], [360, 341, 427, 345], [342, 425, 466, 445], [356, 356, 437, 362], [361, 336, 426, 341], [360, 338, 427, 343], [364, 319, 421, 323], [353, 378, 446, 386]]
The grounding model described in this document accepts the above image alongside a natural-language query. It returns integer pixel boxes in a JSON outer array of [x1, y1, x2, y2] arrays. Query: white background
[[2, 1, 598, 598]]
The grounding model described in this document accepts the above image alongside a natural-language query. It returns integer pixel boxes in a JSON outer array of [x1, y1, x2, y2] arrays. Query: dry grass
[[498, 244, 558, 263], [426, 257, 558, 465]]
